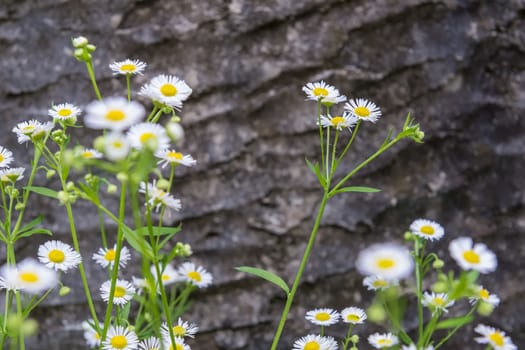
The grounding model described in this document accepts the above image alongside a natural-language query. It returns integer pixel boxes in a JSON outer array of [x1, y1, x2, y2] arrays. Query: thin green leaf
[[24, 186, 58, 199], [305, 158, 325, 187], [436, 314, 474, 330], [15, 228, 53, 239], [136, 225, 181, 237], [236, 266, 289, 294], [122, 226, 154, 259], [334, 186, 381, 194], [16, 215, 44, 234]]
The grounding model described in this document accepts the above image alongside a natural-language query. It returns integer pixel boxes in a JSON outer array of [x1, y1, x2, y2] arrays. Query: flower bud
[[20, 318, 39, 337], [367, 303, 386, 323], [116, 172, 128, 183], [477, 301, 495, 316], [66, 181, 75, 191], [175, 242, 193, 257], [156, 178, 170, 190], [59, 286, 71, 296], [350, 334, 359, 343], [57, 191, 70, 205], [72, 36, 88, 48], [107, 184, 118, 194], [15, 203, 25, 211], [85, 44, 96, 52], [166, 122, 184, 143], [46, 169, 56, 179], [404, 231, 414, 241], [432, 258, 444, 269], [432, 281, 448, 293]]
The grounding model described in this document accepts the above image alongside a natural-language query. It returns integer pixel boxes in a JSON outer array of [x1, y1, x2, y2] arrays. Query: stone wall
[[0, 0, 524, 349]]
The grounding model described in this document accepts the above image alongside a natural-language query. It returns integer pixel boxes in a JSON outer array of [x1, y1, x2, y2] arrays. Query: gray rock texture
[[1, 0, 524, 349]]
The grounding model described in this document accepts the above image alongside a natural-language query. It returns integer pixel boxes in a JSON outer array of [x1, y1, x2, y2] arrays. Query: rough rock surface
[[1, 0, 524, 349]]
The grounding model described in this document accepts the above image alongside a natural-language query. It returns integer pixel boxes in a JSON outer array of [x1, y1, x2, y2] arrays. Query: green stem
[[126, 74, 131, 102], [270, 193, 329, 350], [342, 324, 355, 350], [330, 129, 339, 176], [146, 106, 159, 122], [415, 238, 424, 347], [338, 120, 361, 162], [15, 292, 24, 350], [85, 60, 102, 100], [317, 100, 325, 174], [149, 109, 163, 124], [325, 127, 330, 182], [433, 306, 476, 349]]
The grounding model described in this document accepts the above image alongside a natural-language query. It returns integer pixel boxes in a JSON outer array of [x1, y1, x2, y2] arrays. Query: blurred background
[[0, 0, 524, 349]]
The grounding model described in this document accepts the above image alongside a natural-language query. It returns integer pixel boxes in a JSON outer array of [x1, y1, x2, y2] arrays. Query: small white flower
[[100, 279, 136, 305], [48, 103, 81, 121], [161, 318, 199, 339], [37, 240, 81, 272], [344, 98, 381, 122], [341, 306, 367, 324], [162, 337, 190, 350], [0, 167, 25, 183], [177, 262, 212, 288], [140, 75, 192, 109], [127, 122, 170, 151], [356, 243, 414, 280], [292, 334, 337, 350], [470, 286, 500, 307], [12, 120, 53, 143], [401, 344, 434, 350], [449, 237, 497, 273], [139, 181, 182, 212], [474, 324, 516, 350], [110, 59, 147, 76], [138, 337, 160, 350], [155, 149, 196, 168], [79, 148, 103, 160], [0, 146, 14, 168], [368, 332, 399, 349], [302, 81, 345, 104], [92, 245, 131, 269], [305, 308, 340, 326], [363, 275, 398, 291], [0, 259, 58, 294], [84, 97, 145, 131], [104, 132, 131, 161], [319, 113, 358, 131], [82, 320, 102, 348], [151, 264, 181, 286], [410, 219, 444, 241], [422, 292, 454, 314], [102, 325, 139, 350]]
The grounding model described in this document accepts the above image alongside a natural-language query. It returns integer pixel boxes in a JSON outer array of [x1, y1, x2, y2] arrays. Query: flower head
[[422, 292, 454, 314], [410, 219, 444, 241], [110, 59, 147, 76], [37, 240, 81, 272], [79, 148, 103, 160], [48, 103, 81, 121], [305, 308, 340, 326], [341, 306, 367, 324], [92, 245, 131, 269], [0, 167, 25, 183], [449, 237, 497, 273], [82, 320, 102, 348], [292, 334, 337, 350], [12, 120, 53, 143], [368, 332, 399, 349], [344, 98, 381, 122], [139, 181, 182, 212], [155, 149, 196, 168], [138, 337, 160, 350], [161, 318, 199, 339], [162, 337, 190, 350], [401, 344, 434, 350], [84, 97, 145, 131], [140, 75, 192, 109], [127, 122, 170, 151], [177, 262, 212, 288], [319, 113, 358, 131], [474, 324, 516, 350], [302, 81, 346, 105], [102, 325, 139, 350], [363, 275, 398, 291], [151, 263, 181, 286], [0, 259, 58, 294], [356, 243, 414, 280], [100, 279, 136, 305], [470, 286, 500, 307], [0, 146, 14, 168], [103, 132, 131, 161]]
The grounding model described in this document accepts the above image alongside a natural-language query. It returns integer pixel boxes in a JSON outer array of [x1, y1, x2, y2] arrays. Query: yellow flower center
[[139, 132, 156, 144], [346, 314, 360, 322], [120, 64, 136, 72], [354, 106, 370, 117], [167, 151, 184, 160], [82, 151, 94, 159], [110, 335, 127, 349], [331, 116, 346, 127], [114, 286, 126, 298], [479, 288, 490, 300], [57, 109, 72, 117], [312, 87, 328, 97], [315, 312, 331, 321], [376, 258, 395, 269], [104, 249, 116, 261], [489, 332, 505, 346], [463, 250, 480, 264], [0, 155, 3, 162], [378, 338, 392, 346], [162, 274, 171, 281], [48, 249, 65, 263], [433, 297, 446, 306], [160, 84, 178, 97], [95, 332, 100, 340], [172, 325, 186, 336], [21, 125, 36, 134], [420, 225, 435, 235], [187, 271, 202, 282], [373, 279, 389, 288], [112, 141, 123, 149], [106, 109, 126, 121], [19, 272, 39, 283], [168, 344, 184, 350], [304, 341, 320, 350]]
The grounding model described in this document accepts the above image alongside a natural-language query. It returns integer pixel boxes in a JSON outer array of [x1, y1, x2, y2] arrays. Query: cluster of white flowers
[[0, 145, 25, 183]]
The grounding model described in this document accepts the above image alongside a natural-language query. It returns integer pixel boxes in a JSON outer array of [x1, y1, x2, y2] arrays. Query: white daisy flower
[[0, 167, 25, 183], [139, 181, 182, 212], [127, 122, 170, 151], [37, 240, 81, 272], [341, 306, 367, 324], [79, 148, 103, 160], [92, 245, 131, 269], [302, 81, 345, 104], [401, 344, 434, 350], [410, 219, 444, 241], [319, 113, 358, 131], [138, 337, 160, 350], [305, 308, 340, 326], [177, 262, 212, 288], [363, 275, 398, 291], [356, 243, 414, 280], [48, 103, 81, 121], [292, 334, 336, 350], [82, 320, 102, 348], [151, 264, 181, 286], [140, 75, 192, 109], [102, 325, 139, 350], [100, 279, 136, 305], [0, 259, 58, 294], [449, 237, 497, 273], [470, 286, 500, 307], [161, 318, 199, 339], [474, 324, 517, 350], [155, 149, 196, 168], [344, 98, 381, 122], [163, 337, 190, 350], [12, 120, 54, 143], [422, 292, 454, 314], [368, 332, 399, 349], [0, 146, 14, 168], [109, 59, 147, 76], [84, 97, 145, 131], [103, 132, 131, 161]]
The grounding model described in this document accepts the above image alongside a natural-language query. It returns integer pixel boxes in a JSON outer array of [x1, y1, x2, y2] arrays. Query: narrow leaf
[[335, 186, 381, 194], [25, 186, 58, 199], [16, 215, 44, 234], [136, 225, 182, 237], [122, 226, 154, 259], [236, 266, 289, 294], [436, 314, 474, 330], [305, 158, 325, 187], [15, 228, 53, 239]]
